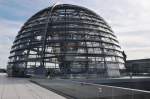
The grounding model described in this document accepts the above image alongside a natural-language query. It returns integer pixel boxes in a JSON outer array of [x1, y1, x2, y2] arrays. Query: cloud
[[126, 47, 150, 60]]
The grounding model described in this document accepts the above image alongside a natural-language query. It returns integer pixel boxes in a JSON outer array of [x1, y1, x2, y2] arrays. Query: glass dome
[[7, 4, 124, 77]]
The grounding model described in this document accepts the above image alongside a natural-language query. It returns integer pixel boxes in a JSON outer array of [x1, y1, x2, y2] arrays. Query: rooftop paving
[[1, 73, 150, 99], [0, 73, 66, 99]]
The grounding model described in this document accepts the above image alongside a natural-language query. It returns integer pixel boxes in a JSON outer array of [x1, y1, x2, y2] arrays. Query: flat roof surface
[[31, 78, 150, 99], [0, 73, 66, 99]]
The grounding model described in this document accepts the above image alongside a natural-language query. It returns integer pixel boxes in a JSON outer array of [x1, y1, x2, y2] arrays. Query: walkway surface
[[0, 73, 66, 99]]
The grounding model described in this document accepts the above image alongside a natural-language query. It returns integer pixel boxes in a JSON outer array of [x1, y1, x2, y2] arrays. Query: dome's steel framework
[[7, 4, 124, 77]]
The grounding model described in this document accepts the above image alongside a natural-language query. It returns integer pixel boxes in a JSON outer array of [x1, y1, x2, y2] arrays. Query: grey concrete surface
[[31, 78, 150, 99], [0, 73, 66, 99]]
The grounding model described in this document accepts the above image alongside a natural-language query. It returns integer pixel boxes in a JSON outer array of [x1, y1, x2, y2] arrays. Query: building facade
[[126, 59, 150, 73], [7, 4, 124, 77]]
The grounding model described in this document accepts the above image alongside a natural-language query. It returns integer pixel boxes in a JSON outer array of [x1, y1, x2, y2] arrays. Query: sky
[[0, 0, 150, 68]]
